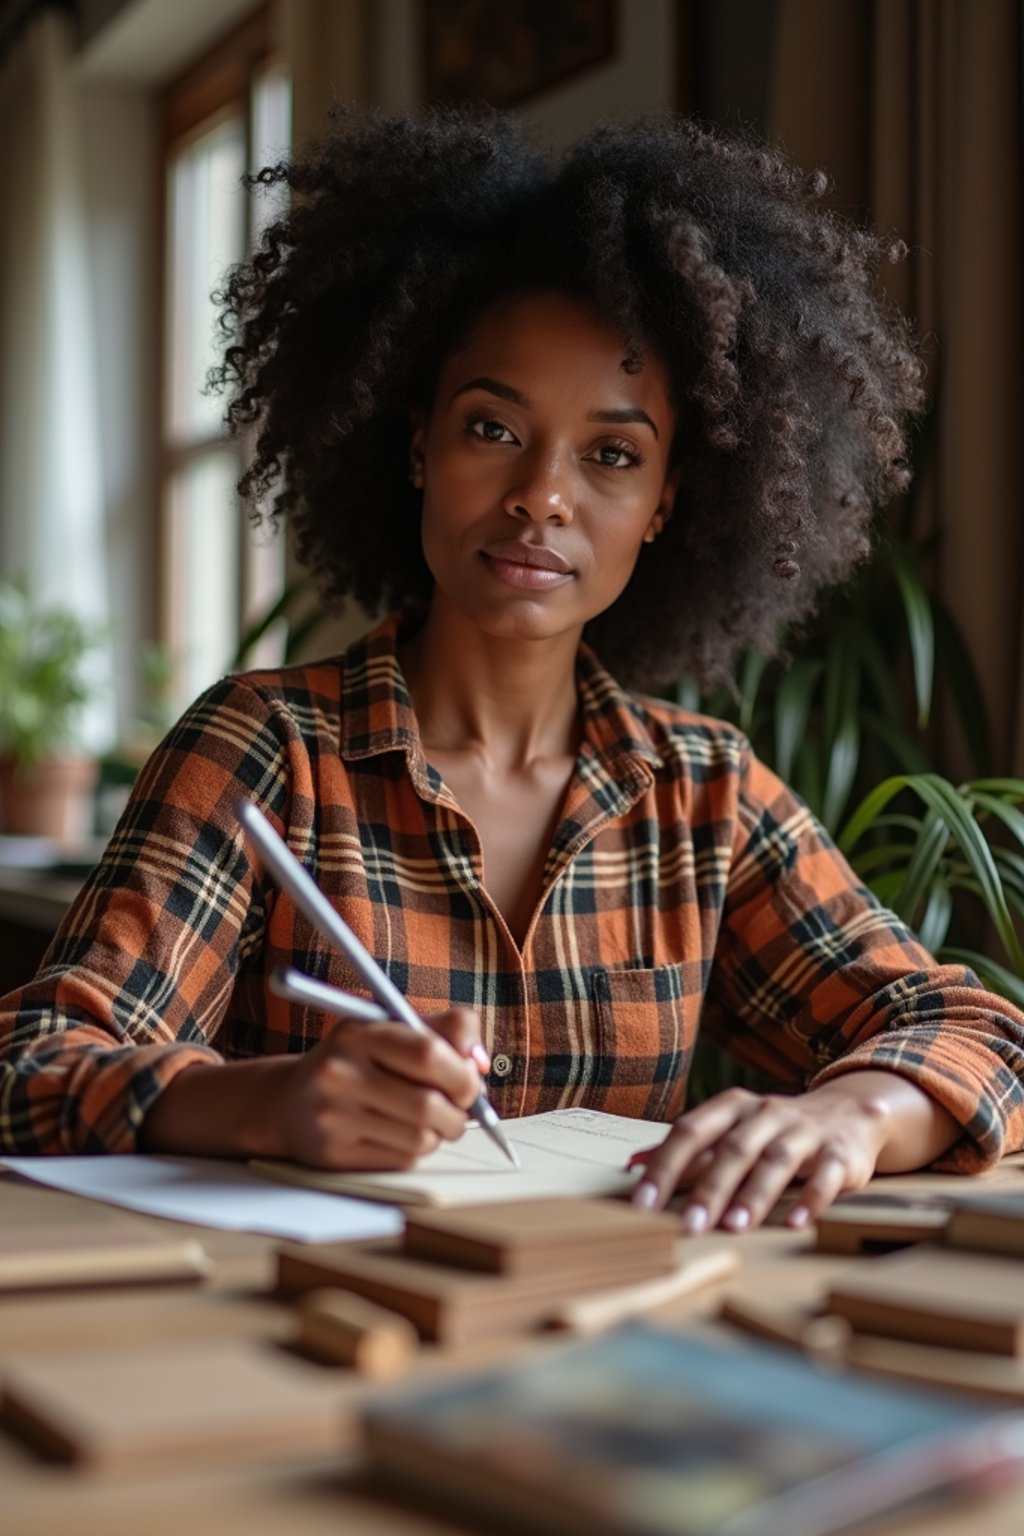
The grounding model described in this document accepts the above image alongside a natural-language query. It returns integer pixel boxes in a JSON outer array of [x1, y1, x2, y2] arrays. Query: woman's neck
[[398, 598, 583, 771]]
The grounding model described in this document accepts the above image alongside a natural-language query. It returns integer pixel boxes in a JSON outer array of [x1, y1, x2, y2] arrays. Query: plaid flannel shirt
[[2, 611, 1023, 1166]]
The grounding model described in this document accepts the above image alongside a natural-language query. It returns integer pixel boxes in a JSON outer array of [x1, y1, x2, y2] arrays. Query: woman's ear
[[409, 410, 427, 489], [644, 465, 682, 541], [660, 463, 682, 518]]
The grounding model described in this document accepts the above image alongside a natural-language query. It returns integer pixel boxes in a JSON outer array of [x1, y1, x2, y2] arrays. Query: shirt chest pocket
[[591, 963, 698, 1122]]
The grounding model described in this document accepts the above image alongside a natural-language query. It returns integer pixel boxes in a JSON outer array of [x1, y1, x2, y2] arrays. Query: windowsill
[[0, 838, 106, 930]]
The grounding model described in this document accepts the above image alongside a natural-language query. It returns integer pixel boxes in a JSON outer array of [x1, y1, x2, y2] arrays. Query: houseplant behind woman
[[0, 578, 100, 843]]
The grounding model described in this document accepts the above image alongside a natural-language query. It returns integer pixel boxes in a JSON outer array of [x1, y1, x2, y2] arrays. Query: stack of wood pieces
[[279, 1197, 736, 1347], [722, 1185, 1024, 1406], [0, 1210, 354, 1471]]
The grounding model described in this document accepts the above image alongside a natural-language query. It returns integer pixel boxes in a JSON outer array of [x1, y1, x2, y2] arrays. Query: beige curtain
[[769, 0, 1024, 778], [0, 7, 113, 750]]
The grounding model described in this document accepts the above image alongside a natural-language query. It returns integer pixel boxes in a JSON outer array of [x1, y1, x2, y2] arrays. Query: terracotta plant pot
[[0, 756, 98, 844]]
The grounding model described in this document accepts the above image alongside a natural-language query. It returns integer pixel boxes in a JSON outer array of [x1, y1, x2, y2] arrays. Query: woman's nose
[[501, 453, 574, 524]]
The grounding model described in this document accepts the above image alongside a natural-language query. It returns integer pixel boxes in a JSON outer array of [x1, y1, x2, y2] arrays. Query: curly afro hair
[[211, 104, 924, 688]]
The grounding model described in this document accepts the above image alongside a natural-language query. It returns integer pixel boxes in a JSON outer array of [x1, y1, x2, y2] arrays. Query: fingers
[[325, 1050, 468, 1141], [785, 1148, 854, 1229], [425, 1007, 491, 1075], [630, 1088, 762, 1216], [630, 1088, 876, 1232], [345, 1015, 483, 1110], [312, 1101, 445, 1169], [279, 1011, 489, 1170]]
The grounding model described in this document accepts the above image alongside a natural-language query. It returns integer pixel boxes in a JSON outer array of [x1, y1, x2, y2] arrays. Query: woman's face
[[410, 291, 680, 646]]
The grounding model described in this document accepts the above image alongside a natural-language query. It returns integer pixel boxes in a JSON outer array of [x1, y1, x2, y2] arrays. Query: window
[[160, 8, 290, 713]]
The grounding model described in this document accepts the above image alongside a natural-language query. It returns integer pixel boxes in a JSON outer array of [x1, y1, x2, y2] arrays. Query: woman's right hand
[[274, 1008, 489, 1170]]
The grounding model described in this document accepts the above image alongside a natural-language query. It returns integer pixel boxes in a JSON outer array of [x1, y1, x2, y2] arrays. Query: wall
[[78, 82, 157, 733], [370, 0, 678, 142]]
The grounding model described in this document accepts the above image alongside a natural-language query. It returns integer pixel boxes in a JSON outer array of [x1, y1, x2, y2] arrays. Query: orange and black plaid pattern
[[2, 612, 1023, 1165]]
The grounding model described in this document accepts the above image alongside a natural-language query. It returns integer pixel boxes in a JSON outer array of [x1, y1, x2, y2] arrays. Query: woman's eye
[[470, 418, 515, 444], [594, 443, 641, 469]]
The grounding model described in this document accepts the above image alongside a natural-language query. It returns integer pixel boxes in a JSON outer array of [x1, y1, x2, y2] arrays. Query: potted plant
[[0, 578, 104, 844]]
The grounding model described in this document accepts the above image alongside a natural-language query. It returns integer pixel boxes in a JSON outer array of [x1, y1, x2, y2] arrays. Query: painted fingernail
[[682, 1204, 708, 1234], [470, 1043, 491, 1071], [632, 1180, 659, 1210], [724, 1206, 750, 1231], [787, 1205, 811, 1229]]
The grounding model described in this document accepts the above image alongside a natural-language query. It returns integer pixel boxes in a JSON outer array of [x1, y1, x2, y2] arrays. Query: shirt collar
[[338, 610, 663, 796]]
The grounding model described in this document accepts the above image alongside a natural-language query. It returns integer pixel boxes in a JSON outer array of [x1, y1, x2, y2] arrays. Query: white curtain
[[0, 7, 113, 753]]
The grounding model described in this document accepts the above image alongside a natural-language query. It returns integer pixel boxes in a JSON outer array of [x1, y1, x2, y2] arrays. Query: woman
[[2, 107, 1022, 1234]]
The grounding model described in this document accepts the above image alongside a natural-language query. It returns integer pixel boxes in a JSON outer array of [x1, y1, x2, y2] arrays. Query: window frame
[[157, 4, 281, 707]]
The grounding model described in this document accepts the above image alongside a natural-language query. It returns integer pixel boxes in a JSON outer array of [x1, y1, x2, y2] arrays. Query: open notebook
[[251, 1107, 660, 1207]]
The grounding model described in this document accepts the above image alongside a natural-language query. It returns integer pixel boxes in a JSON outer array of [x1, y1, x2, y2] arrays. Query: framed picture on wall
[[422, 0, 618, 108]]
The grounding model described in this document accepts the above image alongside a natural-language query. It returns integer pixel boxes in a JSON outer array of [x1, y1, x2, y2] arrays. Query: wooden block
[[720, 1295, 851, 1362], [814, 1203, 949, 1255], [826, 1246, 1024, 1355], [0, 1217, 210, 1293], [0, 1339, 353, 1470], [545, 1245, 738, 1335], [0, 1288, 289, 1362], [403, 1197, 679, 1275], [844, 1333, 1024, 1405], [723, 1295, 1024, 1405], [946, 1192, 1024, 1258], [276, 1237, 675, 1346], [297, 1289, 418, 1380]]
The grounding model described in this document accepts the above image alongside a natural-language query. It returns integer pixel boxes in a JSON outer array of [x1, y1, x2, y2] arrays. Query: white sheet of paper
[[0, 1155, 404, 1244], [252, 1107, 658, 1207]]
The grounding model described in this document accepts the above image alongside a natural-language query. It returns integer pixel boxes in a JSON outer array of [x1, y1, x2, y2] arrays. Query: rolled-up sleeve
[[703, 748, 1024, 1172], [0, 677, 290, 1154]]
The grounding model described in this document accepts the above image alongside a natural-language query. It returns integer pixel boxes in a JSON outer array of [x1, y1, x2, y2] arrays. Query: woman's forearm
[[811, 1069, 962, 1172], [137, 1058, 289, 1159]]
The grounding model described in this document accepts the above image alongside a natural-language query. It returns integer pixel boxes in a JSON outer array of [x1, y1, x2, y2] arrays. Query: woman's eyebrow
[[451, 376, 528, 406], [451, 377, 659, 438], [587, 408, 659, 439]]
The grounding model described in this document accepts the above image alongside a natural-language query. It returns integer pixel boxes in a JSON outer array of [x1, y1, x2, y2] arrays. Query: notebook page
[[252, 1107, 661, 1206]]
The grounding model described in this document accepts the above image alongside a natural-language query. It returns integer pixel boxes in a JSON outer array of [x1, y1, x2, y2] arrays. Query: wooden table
[[3, 1163, 1024, 1536]]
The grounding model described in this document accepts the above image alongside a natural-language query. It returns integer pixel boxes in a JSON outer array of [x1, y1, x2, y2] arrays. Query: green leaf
[[909, 778, 1024, 975], [892, 807, 948, 926], [992, 847, 1024, 898], [0, 576, 104, 765], [887, 541, 934, 728], [940, 948, 1024, 1009], [969, 779, 1024, 799], [793, 737, 826, 820], [233, 578, 309, 670], [970, 791, 1024, 854], [821, 624, 861, 831], [917, 879, 953, 953], [865, 870, 907, 908], [869, 813, 930, 835], [774, 659, 822, 781], [672, 676, 702, 711], [839, 775, 913, 855], [822, 715, 861, 832], [737, 649, 769, 735], [849, 841, 919, 879]]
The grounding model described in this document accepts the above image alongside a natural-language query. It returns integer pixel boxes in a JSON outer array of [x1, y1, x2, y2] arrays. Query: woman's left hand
[[628, 1082, 893, 1232]]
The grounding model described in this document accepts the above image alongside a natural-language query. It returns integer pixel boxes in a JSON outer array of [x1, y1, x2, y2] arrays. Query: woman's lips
[[480, 541, 574, 590]]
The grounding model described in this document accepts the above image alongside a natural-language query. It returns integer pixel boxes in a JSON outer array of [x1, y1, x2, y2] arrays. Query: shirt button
[[491, 1053, 513, 1078]]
